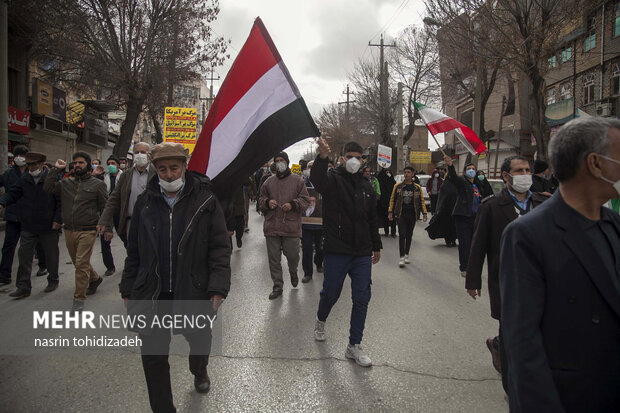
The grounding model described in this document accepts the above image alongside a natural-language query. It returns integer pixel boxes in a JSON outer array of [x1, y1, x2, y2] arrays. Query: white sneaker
[[399, 257, 405, 267], [404, 254, 410, 264], [314, 319, 326, 342], [345, 344, 372, 367]]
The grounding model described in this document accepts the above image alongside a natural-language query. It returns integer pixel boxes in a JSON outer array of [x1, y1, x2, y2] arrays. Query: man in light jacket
[[258, 151, 310, 300]]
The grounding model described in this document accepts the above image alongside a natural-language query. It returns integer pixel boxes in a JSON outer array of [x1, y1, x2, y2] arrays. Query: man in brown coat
[[258, 151, 310, 299], [465, 155, 549, 391]]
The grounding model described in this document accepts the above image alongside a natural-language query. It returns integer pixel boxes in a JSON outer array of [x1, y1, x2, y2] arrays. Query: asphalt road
[[0, 207, 506, 412]]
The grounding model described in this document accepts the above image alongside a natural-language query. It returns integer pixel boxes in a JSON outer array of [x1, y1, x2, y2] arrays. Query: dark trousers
[[0, 220, 21, 279], [454, 215, 476, 271], [430, 194, 439, 214], [396, 214, 416, 257], [100, 214, 120, 271], [498, 323, 508, 393], [381, 210, 397, 236], [317, 254, 372, 345], [302, 226, 323, 278], [15, 230, 60, 291], [140, 293, 212, 413], [234, 215, 244, 242]]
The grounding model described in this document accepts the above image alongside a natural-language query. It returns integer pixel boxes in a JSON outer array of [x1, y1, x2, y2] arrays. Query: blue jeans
[[317, 254, 372, 345]]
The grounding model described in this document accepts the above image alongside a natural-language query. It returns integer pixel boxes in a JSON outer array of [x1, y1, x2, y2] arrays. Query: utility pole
[[338, 84, 355, 137], [369, 34, 396, 169], [397, 82, 404, 172], [0, 1, 8, 174], [492, 96, 506, 179]]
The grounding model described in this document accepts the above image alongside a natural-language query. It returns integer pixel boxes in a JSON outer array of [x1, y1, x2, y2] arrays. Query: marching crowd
[[0, 116, 619, 412]]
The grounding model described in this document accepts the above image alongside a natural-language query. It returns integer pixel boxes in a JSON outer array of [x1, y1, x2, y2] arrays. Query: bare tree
[[390, 24, 441, 146], [316, 103, 360, 152], [347, 56, 398, 147], [425, 0, 585, 160], [23, 0, 228, 157]]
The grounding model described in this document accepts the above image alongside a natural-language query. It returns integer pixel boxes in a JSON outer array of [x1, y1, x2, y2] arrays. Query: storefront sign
[[32, 78, 67, 123], [8, 106, 30, 135]]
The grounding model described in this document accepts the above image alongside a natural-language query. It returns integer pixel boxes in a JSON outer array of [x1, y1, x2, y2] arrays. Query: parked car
[[394, 174, 432, 208]]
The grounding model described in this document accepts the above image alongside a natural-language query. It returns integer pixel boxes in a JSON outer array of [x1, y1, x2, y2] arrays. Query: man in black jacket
[[465, 155, 549, 390], [443, 155, 482, 277], [311, 139, 382, 367], [500, 117, 620, 412], [0, 152, 62, 297], [120, 142, 231, 412]]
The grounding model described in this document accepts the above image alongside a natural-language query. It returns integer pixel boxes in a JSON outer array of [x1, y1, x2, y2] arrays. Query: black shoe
[[391, 234, 397, 238], [86, 277, 103, 295], [244, 227, 250, 233], [302, 276, 312, 283], [44, 282, 59, 293], [104, 268, 116, 276], [269, 290, 282, 300], [236, 238, 242, 249], [71, 300, 84, 311], [194, 373, 211, 394], [316, 266, 323, 273], [291, 274, 299, 288], [36, 267, 48, 277], [9, 288, 30, 299], [0, 276, 10, 285]]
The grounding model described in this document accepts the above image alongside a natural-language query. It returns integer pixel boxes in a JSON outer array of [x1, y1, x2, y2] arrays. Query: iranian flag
[[189, 17, 319, 197], [413, 101, 486, 155]]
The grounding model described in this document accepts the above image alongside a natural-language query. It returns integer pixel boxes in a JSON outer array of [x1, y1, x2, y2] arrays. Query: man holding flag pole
[[413, 101, 487, 277]]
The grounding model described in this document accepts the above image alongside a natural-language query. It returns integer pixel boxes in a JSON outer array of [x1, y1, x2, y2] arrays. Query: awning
[[8, 132, 29, 144]]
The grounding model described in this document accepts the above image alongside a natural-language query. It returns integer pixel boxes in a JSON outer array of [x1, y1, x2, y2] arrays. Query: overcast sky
[[211, 0, 430, 164]]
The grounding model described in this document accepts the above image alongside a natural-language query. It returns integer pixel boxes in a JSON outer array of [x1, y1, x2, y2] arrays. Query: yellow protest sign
[[163, 107, 198, 154], [409, 151, 431, 163], [291, 164, 302, 175]]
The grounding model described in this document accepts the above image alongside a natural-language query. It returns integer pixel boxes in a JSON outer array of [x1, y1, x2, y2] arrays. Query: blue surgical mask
[[465, 169, 476, 179], [477, 175, 485, 181], [108, 165, 118, 174]]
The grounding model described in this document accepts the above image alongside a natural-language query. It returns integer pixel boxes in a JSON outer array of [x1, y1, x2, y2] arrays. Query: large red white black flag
[[188, 17, 320, 197]]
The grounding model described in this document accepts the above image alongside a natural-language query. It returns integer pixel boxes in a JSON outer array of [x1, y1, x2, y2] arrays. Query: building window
[[613, 63, 620, 95], [560, 82, 572, 100], [615, 3, 620, 37], [585, 17, 596, 51], [547, 89, 556, 105], [548, 55, 557, 68], [583, 73, 596, 105], [561, 47, 572, 63]]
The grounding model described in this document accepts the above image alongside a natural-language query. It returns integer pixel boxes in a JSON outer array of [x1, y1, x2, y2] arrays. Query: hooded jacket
[[310, 156, 382, 256], [258, 172, 310, 237]]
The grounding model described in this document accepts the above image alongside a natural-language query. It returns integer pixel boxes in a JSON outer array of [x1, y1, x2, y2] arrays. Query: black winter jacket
[[310, 156, 382, 256], [0, 168, 61, 232], [447, 164, 477, 217], [120, 171, 231, 335], [0, 166, 25, 222]]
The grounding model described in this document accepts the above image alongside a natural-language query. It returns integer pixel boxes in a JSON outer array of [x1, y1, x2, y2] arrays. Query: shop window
[[560, 82, 572, 100], [547, 89, 556, 105], [583, 73, 596, 105]]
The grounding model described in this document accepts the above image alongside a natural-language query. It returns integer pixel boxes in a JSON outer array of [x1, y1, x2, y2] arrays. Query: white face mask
[[345, 157, 361, 174], [509, 174, 532, 193], [29, 169, 42, 177], [276, 161, 287, 173], [14, 156, 26, 166], [134, 153, 149, 167], [159, 176, 184, 193], [302, 169, 310, 178], [598, 154, 620, 196], [434, 173, 439, 178]]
